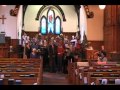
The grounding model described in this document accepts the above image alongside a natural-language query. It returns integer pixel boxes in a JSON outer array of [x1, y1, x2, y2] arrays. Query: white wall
[[60, 5, 78, 32], [24, 5, 78, 33], [87, 5, 104, 41], [0, 5, 104, 40], [0, 5, 17, 39]]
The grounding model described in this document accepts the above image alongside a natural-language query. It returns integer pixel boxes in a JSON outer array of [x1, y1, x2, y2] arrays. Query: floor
[[42, 72, 70, 85]]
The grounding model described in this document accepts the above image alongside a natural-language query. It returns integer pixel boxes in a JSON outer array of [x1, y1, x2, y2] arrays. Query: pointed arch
[[36, 5, 66, 21]]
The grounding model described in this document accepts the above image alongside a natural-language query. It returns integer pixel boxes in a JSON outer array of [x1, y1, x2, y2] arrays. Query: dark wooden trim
[[88, 40, 104, 50], [25, 31, 76, 40]]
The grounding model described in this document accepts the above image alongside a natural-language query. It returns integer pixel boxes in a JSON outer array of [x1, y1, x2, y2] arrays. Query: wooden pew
[[88, 71, 120, 85], [0, 68, 40, 72], [67, 62, 76, 84], [1, 77, 40, 85], [0, 58, 43, 85], [75, 65, 120, 85], [68, 60, 120, 85], [67, 61, 89, 85]]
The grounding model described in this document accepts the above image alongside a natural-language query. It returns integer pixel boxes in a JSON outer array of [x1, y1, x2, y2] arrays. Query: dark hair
[[101, 51, 107, 57], [98, 51, 107, 57], [97, 53, 101, 57]]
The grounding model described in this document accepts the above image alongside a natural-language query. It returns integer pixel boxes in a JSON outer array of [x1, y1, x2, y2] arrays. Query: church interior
[[0, 5, 120, 85]]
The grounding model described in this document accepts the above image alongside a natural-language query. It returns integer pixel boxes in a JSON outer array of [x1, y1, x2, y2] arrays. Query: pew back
[[0, 58, 43, 85]]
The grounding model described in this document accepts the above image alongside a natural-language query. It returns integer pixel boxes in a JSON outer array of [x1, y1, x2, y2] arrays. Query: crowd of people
[[21, 32, 107, 74]]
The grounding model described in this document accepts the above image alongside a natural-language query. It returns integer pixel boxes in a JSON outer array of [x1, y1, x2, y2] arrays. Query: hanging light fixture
[[99, 5, 106, 9]]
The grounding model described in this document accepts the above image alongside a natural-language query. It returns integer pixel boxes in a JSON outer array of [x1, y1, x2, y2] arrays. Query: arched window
[[40, 7, 62, 35], [47, 9, 55, 34], [55, 16, 61, 34], [40, 16, 47, 35]]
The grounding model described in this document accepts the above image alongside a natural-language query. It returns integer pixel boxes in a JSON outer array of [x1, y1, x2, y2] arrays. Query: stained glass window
[[47, 9, 55, 34], [40, 8, 61, 35], [55, 16, 61, 34], [40, 16, 47, 34]]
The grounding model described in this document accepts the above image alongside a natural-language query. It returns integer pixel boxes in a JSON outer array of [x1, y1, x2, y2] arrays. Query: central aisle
[[42, 72, 70, 85]]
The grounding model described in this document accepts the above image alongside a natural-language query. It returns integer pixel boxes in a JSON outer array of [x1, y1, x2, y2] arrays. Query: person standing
[[30, 48, 38, 58], [63, 47, 71, 74], [22, 32, 28, 59], [25, 43, 31, 59], [48, 41, 57, 73], [57, 43, 64, 73], [97, 45, 107, 62]]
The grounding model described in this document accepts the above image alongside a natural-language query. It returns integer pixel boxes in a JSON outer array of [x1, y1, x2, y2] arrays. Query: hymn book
[[83, 77, 88, 85], [15, 80, 22, 85], [115, 79, 120, 85], [101, 79, 108, 85], [8, 79, 15, 85]]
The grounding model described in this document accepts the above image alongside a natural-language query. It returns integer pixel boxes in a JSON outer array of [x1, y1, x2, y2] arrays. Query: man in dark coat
[[48, 41, 57, 73]]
